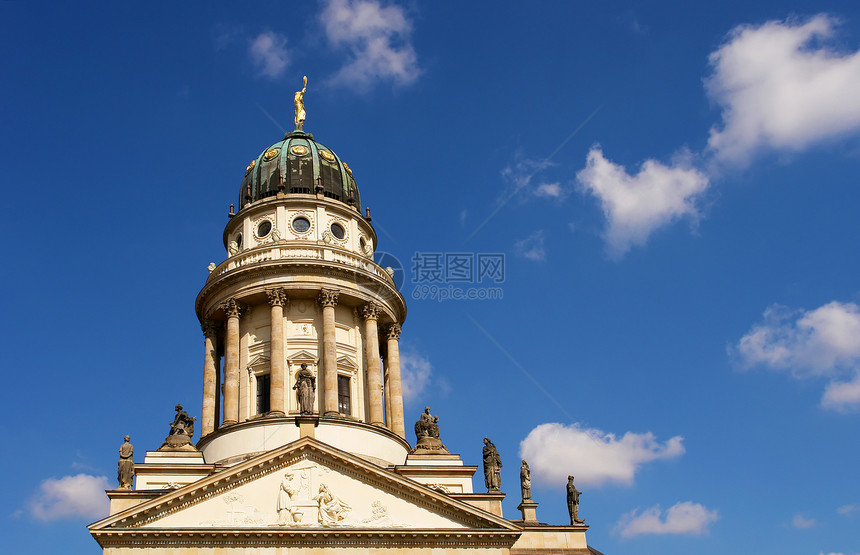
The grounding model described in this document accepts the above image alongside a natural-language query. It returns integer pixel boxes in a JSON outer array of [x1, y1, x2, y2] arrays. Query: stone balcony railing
[[207, 242, 394, 286]]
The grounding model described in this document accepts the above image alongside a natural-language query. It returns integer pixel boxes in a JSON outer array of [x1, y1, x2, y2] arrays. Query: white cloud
[[792, 514, 816, 529], [535, 182, 565, 199], [734, 301, 860, 411], [514, 230, 546, 262], [249, 32, 290, 78], [28, 474, 110, 521], [616, 502, 719, 538], [577, 147, 709, 258], [706, 15, 860, 166], [400, 350, 432, 401], [519, 422, 684, 487], [837, 504, 859, 516], [321, 0, 419, 88]]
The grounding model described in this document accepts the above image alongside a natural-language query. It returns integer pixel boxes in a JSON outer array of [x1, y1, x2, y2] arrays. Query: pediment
[[337, 354, 357, 368], [91, 437, 518, 535], [247, 354, 270, 367], [287, 350, 316, 362]]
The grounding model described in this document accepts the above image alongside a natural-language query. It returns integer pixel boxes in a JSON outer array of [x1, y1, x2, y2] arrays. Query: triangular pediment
[[287, 350, 316, 362], [91, 437, 518, 535]]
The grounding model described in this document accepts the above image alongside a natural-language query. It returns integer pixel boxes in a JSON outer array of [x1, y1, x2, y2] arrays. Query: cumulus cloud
[[615, 502, 719, 537], [513, 230, 546, 262], [321, 0, 420, 88], [400, 350, 432, 401], [706, 15, 860, 166], [734, 301, 860, 411], [28, 474, 110, 521], [520, 422, 684, 487], [792, 514, 816, 529], [577, 147, 709, 258], [249, 32, 290, 78]]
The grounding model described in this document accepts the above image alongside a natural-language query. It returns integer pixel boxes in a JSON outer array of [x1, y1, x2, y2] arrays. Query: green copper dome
[[239, 130, 360, 210]]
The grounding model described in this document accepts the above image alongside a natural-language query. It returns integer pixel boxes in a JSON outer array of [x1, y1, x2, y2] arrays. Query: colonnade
[[199, 288, 405, 439]]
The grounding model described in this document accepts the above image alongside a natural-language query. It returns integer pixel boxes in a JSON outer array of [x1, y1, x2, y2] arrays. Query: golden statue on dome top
[[294, 75, 307, 130]]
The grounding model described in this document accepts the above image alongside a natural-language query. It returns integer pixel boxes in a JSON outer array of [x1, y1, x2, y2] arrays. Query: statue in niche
[[276, 473, 299, 525], [410, 406, 449, 454], [158, 404, 197, 451], [567, 475, 585, 524], [520, 459, 531, 501], [117, 435, 134, 490], [482, 438, 502, 492], [293, 363, 316, 414], [313, 483, 351, 525]]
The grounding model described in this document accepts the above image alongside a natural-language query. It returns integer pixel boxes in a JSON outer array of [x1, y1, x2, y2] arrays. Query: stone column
[[201, 319, 219, 436], [360, 302, 384, 425], [221, 298, 243, 425], [318, 289, 340, 415], [266, 288, 289, 416], [385, 323, 405, 438]]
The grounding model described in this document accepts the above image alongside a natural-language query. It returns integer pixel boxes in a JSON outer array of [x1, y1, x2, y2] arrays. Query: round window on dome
[[359, 237, 366, 250], [256, 220, 272, 238], [236, 233, 243, 249], [292, 216, 311, 233], [330, 222, 346, 240]]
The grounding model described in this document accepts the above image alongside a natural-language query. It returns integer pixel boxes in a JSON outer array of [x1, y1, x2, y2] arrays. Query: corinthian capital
[[201, 319, 221, 338], [266, 288, 289, 307], [317, 288, 340, 308], [385, 323, 402, 341], [360, 301, 382, 321], [220, 298, 245, 319]]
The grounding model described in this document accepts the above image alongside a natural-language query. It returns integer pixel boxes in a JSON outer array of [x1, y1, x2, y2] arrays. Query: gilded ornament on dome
[[291, 144, 309, 156], [343, 162, 353, 175], [264, 148, 279, 161], [319, 149, 335, 162], [246, 159, 256, 172]]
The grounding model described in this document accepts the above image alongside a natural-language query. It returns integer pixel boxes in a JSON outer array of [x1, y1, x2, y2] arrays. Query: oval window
[[330, 222, 345, 240], [256, 220, 272, 238], [236, 233, 243, 249], [292, 216, 311, 233], [359, 237, 366, 250]]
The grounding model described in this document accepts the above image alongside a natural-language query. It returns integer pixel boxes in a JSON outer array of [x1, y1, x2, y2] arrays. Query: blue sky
[[2, 1, 860, 553]]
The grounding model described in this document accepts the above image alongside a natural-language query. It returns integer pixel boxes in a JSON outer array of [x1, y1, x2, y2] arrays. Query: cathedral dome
[[239, 130, 360, 209]]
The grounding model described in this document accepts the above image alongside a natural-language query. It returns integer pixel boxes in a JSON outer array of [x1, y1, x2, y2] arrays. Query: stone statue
[[410, 406, 449, 454], [313, 483, 351, 525], [117, 435, 134, 490], [415, 406, 440, 439], [276, 473, 299, 525], [159, 404, 197, 451], [482, 438, 502, 492], [566, 475, 584, 524], [294, 76, 307, 130], [520, 459, 531, 501], [293, 363, 316, 414]]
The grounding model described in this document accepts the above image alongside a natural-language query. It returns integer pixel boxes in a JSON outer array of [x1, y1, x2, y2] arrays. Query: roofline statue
[[294, 76, 307, 131]]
